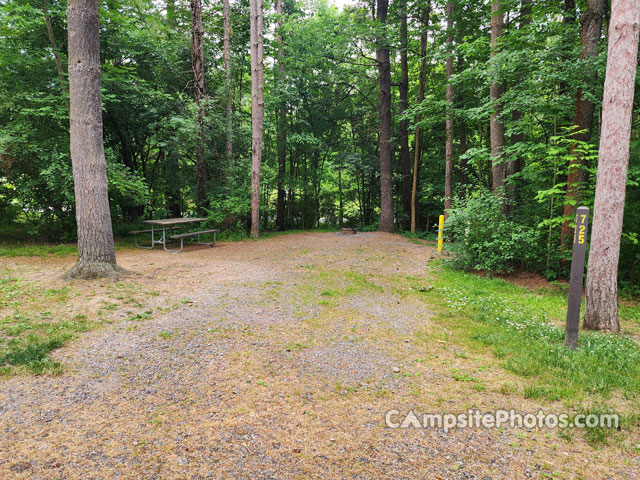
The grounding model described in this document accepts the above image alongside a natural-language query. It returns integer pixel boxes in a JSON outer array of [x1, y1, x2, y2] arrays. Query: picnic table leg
[[162, 225, 184, 253], [135, 226, 155, 249], [196, 222, 216, 247]]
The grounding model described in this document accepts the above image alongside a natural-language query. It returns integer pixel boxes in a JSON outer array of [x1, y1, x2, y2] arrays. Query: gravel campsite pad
[[0, 232, 638, 479]]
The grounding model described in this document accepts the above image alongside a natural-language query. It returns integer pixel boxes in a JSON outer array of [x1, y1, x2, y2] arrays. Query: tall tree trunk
[[275, 0, 287, 231], [223, 0, 233, 185], [559, 0, 577, 96], [42, 0, 67, 96], [399, 0, 411, 228], [456, 56, 467, 187], [166, 0, 176, 27], [490, 0, 506, 196], [563, 0, 576, 23], [249, 0, 264, 238], [444, 0, 454, 218], [560, 0, 606, 245], [411, 2, 429, 233], [64, 0, 123, 280], [584, 0, 639, 332], [377, 0, 394, 232], [506, 0, 532, 207], [190, 0, 207, 212]]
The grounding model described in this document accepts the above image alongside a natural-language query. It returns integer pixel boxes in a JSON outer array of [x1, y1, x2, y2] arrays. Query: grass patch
[[0, 271, 119, 375], [419, 265, 640, 403], [300, 269, 383, 303], [0, 243, 77, 257], [0, 335, 66, 374], [0, 240, 136, 258]]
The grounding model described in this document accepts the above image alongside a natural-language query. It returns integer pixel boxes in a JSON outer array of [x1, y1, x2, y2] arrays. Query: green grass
[[0, 240, 136, 258], [302, 269, 383, 303], [401, 230, 438, 243], [0, 335, 66, 375], [0, 228, 340, 257], [0, 243, 78, 257], [0, 304, 91, 374], [416, 264, 640, 403], [0, 272, 137, 375]]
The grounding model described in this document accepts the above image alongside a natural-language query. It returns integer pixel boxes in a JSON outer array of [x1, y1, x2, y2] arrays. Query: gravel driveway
[[0, 232, 636, 479]]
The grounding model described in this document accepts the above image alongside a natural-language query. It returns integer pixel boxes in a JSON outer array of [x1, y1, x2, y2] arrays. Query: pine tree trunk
[[166, 0, 176, 27], [399, 0, 411, 229], [190, 0, 207, 212], [444, 0, 454, 218], [223, 0, 233, 184], [490, 0, 506, 196], [377, 0, 394, 232], [560, 0, 606, 245], [276, 0, 287, 231], [584, 0, 640, 332], [42, 0, 67, 96], [559, 0, 577, 96], [563, 0, 576, 24], [456, 56, 467, 187], [506, 0, 531, 208], [250, 0, 264, 238], [64, 0, 123, 280], [411, 3, 429, 233]]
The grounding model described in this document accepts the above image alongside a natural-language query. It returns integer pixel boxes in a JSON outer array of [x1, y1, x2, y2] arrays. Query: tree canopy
[[1, 0, 639, 291]]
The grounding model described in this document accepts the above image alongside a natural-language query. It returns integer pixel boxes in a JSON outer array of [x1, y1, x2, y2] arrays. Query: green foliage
[[430, 265, 640, 401], [0, 0, 638, 290], [444, 191, 543, 273]]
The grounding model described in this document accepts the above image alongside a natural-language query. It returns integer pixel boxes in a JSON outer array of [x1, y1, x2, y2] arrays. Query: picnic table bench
[[169, 229, 218, 253], [130, 217, 217, 253]]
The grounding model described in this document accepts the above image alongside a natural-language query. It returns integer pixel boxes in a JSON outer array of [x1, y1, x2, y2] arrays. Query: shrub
[[444, 191, 543, 273]]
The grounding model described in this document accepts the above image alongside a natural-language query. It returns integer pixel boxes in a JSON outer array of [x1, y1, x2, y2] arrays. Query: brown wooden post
[[565, 206, 589, 349]]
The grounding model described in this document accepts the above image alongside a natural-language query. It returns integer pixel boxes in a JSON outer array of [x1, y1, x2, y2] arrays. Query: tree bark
[[275, 0, 287, 231], [560, 0, 606, 245], [584, 0, 639, 332], [64, 0, 123, 280], [399, 0, 411, 229], [223, 0, 233, 185], [377, 0, 393, 232], [250, 0, 264, 238], [444, 0, 454, 218], [490, 0, 506, 196], [190, 0, 207, 212], [411, 2, 429, 233]]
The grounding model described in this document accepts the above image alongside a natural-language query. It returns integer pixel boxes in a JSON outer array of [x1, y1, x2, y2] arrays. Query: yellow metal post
[[437, 214, 444, 252]]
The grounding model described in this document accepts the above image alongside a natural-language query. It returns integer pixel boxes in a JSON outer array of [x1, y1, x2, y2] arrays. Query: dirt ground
[[0, 232, 638, 479]]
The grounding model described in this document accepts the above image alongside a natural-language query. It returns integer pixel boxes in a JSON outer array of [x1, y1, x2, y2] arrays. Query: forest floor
[[1, 232, 639, 479]]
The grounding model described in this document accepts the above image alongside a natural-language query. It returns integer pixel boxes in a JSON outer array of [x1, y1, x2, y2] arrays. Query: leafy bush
[[444, 191, 543, 273]]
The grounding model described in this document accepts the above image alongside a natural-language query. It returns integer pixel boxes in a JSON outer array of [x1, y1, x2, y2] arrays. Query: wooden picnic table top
[[142, 217, 207, 226]]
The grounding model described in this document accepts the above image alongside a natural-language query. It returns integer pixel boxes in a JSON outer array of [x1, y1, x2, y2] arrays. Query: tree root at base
[[62, 261, 130, 281]]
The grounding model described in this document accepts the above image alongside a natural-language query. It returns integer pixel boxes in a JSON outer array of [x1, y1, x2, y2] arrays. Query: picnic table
[[130, 217, 218, 253]]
